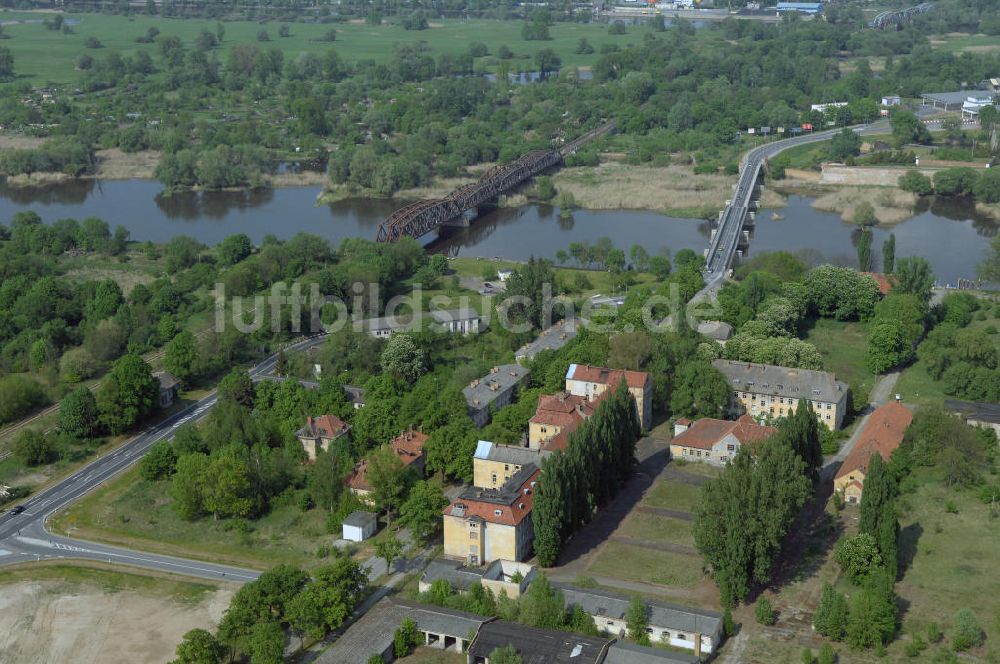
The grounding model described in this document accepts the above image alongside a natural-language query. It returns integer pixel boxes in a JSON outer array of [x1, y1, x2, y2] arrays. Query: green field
[[0, 10, 657, 85], [643, 480, 703, 513], [0, 562, 218, 603], [618, 511, 695, 547], [803, 318, 876, 404], [929, 32, 1000, 54], [589, 541, 704, 587], [50, 466, 338, 569]]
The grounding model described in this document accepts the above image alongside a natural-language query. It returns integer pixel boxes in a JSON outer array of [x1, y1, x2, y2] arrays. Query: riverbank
[[317, 162, 752, 218], [775, 175, 920, 225]]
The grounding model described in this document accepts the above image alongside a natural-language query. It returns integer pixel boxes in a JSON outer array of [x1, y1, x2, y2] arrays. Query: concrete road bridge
[[696, 121, 890, 304], [375, 120, 616, 243]]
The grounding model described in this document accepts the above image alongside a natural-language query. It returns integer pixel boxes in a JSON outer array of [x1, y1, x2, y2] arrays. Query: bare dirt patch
[[94, 149, 161, 180], [0, 570, 232, 664], [0, 134, 48, 150]]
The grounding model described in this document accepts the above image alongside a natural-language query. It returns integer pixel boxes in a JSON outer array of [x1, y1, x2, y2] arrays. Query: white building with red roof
[[669, 415, 778, 466]]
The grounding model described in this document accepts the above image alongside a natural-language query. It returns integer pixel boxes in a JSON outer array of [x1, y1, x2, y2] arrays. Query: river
[[0, 178, 993, 285]]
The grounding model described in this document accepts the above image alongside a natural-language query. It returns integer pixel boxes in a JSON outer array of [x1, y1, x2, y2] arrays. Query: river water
[[0, 178, 993, 284]]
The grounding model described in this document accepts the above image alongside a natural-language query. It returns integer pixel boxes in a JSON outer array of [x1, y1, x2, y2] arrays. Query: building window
[[470, 522, 478, 528], [504, 464, 509, 471], [469, 545, 477, 554], [470, 532, 477, 540], [494, 509, 502, 517], [826, 403, 832, 409], [491, 473, 497, 484], [727, 444, 735, 451], [826, 414, 831, 420]]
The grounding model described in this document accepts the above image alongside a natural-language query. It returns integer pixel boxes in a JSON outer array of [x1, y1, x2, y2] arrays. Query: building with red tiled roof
[[296, 415, 352, 462], [565, 364, 652, 430], [669, 415, 778, 466], [443, 465, 541, 565], [347, 429, 428, 501], [834, 401, 912, 504], [862, 272, 893, 297], [528, 392, 596, 449]]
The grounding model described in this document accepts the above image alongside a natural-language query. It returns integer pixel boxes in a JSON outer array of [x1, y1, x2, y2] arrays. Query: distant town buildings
[[775, 1, 823, 13], [565, 364, 653, 430], [712, 359, 850, 429], [834, 401, 912, 503], [296, 414, 352, 462], [464, 364, 530, 428], [359, 307, 481, 338], [670, 415, 778, 466]]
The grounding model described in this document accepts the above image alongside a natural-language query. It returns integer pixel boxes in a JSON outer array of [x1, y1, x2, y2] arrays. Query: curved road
[[698, 121, 891, 304], [0, 334, 329, 582]]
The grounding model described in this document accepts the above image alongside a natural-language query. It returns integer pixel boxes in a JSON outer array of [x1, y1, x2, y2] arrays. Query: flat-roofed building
[[712, 359, 849, 430], [430, 307, 481, 335], [921, 89, 995, 111], [464, 364, 530, 428], [947, 399, 1000, 438], [558, 585, 723, 657], [467, 620, 611, 664], [442, 464, 540, 565], [565, 364, 652, 430], [419, 558, 537, 599]]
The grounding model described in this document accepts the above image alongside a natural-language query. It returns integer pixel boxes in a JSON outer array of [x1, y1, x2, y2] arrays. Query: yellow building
[[564, 364, 652, 431], [711, 360, 850, 430], [442, 465, 540, 565], [833, 401, 912, 503], [472, 441, 545, 490], [526, 392, 596, 449]]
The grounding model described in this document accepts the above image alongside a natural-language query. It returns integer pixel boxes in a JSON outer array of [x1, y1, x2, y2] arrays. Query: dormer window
[[494, 509, 502, 517]]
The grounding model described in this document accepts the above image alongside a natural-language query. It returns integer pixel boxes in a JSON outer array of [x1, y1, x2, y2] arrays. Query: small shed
[[154, 371, 180, 408], [342, 511, 377, 542]]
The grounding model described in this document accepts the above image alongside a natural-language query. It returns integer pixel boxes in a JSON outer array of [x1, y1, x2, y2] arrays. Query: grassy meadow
[[0, 10, 657, 86]]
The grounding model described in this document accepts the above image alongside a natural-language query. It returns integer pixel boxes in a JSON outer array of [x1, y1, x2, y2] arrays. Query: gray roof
[[468, 620, 610, 664], [344, 385, 366, 405], [455, 463, 539, 508], [430, 307, 480, 323], [343, 511, 376, 529], [712, 359, 847, 404], [921, 90, 994, 105], [420, 559, 486, 592], [557, 585, 722, 639], [394, 598, 489, 638], [154, 371, 180, 390], [603, 642, 700, 664], [315, 599, 487, 663], [474, 440, 547, 465], [697, 320, 733, 341], [946, 399, 1000, 424], [464, 364, 529, 410], [516, 318, 579, 361]]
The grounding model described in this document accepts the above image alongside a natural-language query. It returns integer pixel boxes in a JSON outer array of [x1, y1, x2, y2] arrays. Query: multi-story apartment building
[[564, 364, 652, 431]]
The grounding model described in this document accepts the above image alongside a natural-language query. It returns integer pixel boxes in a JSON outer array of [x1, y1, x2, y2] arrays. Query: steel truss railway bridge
[[872, 3, 933, 30], [375, 121, 617, 243]]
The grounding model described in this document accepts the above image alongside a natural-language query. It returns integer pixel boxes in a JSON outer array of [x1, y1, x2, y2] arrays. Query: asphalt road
[[0, 334, 329, 582], [696, 121, 893, 304]]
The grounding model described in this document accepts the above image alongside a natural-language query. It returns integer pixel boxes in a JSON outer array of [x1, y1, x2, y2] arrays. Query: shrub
[[950, 609, 985, 651], [756, 597, 776, 625]]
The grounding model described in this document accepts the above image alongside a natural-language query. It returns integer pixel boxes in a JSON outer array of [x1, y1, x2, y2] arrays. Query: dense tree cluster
[[533, 382, 641, 566], [173, 558, 368, 663], [693, 435, 812, 606]]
